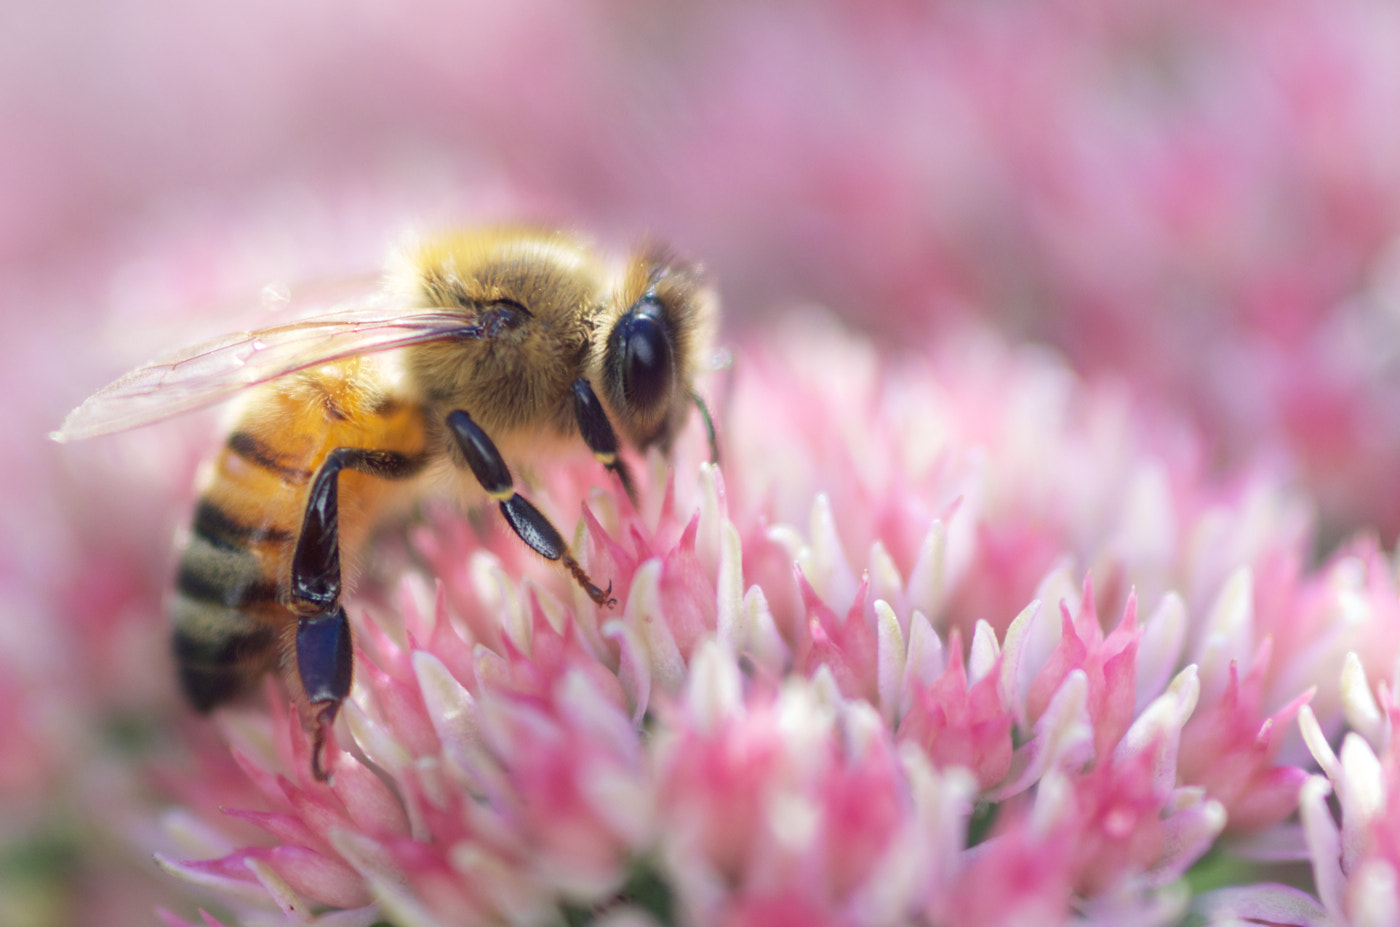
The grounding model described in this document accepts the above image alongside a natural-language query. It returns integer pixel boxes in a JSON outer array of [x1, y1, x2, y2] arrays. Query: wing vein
[[54, 306, 484, 442]]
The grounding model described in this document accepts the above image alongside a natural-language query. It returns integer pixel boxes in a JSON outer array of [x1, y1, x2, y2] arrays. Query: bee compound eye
[[614, 302, 674, 411]]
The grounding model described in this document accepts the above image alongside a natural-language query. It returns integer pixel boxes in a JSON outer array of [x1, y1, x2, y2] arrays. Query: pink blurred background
[[10, 0, 1400, 538], [4, 0, 1400, 923]]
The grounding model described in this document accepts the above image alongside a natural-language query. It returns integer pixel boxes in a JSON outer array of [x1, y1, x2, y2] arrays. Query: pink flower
[[1023, 580, 1141, 763], [1177, 639, 1313, 834], [655, 652, 912, 921], [897, 629, 1014, 790], [1289, 661, 1400, 926], [131, 321, 1333, 925], [938, 664, 1220, 925]]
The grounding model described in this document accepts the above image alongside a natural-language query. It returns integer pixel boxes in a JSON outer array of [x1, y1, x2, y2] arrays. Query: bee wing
[[53, 306, 485, 442]]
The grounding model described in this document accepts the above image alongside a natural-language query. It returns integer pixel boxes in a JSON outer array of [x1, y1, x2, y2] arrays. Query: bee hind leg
[[291, 446, 425, 780], [445, 409, 617, 608]]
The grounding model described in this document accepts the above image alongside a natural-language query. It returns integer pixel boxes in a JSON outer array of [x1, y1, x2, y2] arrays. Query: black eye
[[611, 298, 674, 410]]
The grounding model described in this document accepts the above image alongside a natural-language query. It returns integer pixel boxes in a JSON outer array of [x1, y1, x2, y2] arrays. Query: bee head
[[597, 246, 714, 451]]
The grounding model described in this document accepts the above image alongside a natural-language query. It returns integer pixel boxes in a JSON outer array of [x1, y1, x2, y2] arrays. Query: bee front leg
[[570, 377, 636, 504], [291, 447, 424, 780], [445, 410, 617, 608]]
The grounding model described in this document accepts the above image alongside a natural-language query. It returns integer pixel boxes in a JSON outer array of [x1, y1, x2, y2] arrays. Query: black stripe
[[176, 560, 279, 608], [172, 626, 276, 712], [192, 500, 294, 552], [178, 665, 249, 712], [335, 447, 429, 480], [172, 623, 276, 668], [227, 431, 313, 482]]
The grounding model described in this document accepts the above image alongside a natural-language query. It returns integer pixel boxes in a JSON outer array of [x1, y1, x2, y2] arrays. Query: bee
[[54, 227, 718, 779]]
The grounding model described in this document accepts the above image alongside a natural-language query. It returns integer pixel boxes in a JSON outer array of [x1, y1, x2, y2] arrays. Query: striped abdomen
[[170, 358, 428, 711]]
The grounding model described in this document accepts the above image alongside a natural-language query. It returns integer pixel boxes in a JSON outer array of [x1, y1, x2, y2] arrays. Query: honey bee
[[55, 227, 718, 779]]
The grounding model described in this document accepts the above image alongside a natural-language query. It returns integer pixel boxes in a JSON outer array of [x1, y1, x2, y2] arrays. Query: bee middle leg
[[445, 409, 617, 608], [290, 446, 424, 779]]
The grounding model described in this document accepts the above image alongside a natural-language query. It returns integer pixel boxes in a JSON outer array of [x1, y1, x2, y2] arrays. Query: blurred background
[[10, 0, 1400, 535], [4, 0, 1400, 923]]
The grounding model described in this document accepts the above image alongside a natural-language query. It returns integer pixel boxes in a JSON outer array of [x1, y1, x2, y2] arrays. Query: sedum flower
[[896, 627, 1013, 791], [1286, 658, 1400, 927], [1176, 639, 1314, 835], [147, 322, 1342, 925]]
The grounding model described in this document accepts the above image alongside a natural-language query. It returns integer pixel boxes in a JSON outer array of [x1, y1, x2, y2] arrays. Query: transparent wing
[[53, 305, 485, 442]]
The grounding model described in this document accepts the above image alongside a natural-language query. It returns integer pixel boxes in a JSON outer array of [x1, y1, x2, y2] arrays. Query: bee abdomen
[[171, 498, 292, 710], [170, 597, 279, 711], [175, 534, 281, 608], [227, 430, 314, 483], [168, 358, 429, 714], [191, 499, 294, 552]]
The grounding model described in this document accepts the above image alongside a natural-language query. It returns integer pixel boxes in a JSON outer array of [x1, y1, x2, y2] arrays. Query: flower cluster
[[144, 322, 1400, 926], [7, 0, 1400, 923]]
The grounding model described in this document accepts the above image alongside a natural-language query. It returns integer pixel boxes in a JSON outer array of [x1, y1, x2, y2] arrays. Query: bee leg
[[570, 377, 636, 504], [291, 447, 425, 780], [445, 409, 617, 608], [294, 605, 352, 781]]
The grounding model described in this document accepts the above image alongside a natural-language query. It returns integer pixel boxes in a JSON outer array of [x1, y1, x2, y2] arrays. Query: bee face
[[594, 246, 713, 451]]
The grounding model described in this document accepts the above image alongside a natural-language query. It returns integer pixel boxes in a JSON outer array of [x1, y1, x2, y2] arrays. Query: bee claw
[[309, 700, 339, 783], [588, 579, 618, 609]]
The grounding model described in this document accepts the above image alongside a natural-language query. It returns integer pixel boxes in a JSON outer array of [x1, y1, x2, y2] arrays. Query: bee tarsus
[[295, 605, 353, 781]]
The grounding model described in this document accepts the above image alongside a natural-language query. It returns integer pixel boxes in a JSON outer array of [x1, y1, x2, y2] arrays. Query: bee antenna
[[691, 389, 718, 464]]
